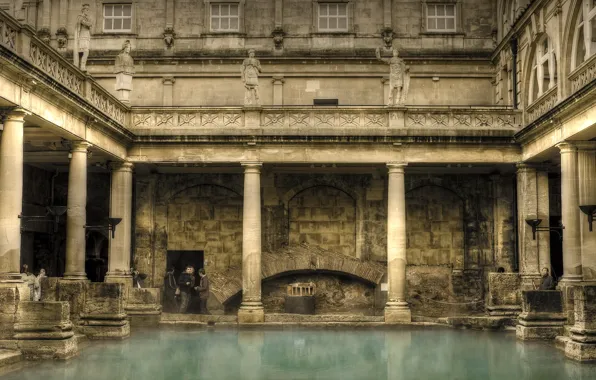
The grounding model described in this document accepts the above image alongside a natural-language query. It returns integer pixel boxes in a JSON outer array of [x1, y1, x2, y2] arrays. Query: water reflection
[[2, 329, 596, 380]]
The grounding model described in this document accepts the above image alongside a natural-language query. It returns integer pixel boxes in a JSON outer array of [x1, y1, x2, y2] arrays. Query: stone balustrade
[[130, 106, 522, 135], [569, 54, 596, 94], [525, 86, 559, 125], [0, 9, 129, 128]]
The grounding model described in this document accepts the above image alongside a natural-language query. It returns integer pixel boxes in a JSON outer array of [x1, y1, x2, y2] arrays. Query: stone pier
[[516, 290, 566, 340]]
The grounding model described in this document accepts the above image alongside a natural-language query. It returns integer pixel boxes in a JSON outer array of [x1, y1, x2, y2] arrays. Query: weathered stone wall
[[135, 171, 514, 315], [289, 186, 356, 257]]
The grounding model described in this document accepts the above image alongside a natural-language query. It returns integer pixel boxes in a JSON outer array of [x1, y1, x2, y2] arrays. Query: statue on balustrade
[[74, 4, 93, 71], [114, 40, 135, 103], [241, 49, 262, 106], [376, 47, 410, 106]]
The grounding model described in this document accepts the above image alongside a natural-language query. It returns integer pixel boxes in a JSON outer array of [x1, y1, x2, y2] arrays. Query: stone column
[[516, 164, 550, 288], [0, 109, 28, 281], [162, 77, 175, 106], [577, 142, 596, 281], [63, 141, 91, 281], [238, 162, 264, 323], [557, 142, 582, 283], [105, 162, 134, 287], [384, 163, 411, 323]]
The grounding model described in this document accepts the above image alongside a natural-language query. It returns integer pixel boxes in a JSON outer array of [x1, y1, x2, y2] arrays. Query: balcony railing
[[0, 10, 129, 128], [130, 106, 521, 133], [525, 86, 559, 125], [569, 54, 596, 94]]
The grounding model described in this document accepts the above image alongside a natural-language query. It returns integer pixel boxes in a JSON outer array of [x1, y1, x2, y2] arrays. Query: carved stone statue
[[376, 47, 410, 106], [241, 49, 262, 106], [114, 40, 135, 104], [74, 4, 93, 71]]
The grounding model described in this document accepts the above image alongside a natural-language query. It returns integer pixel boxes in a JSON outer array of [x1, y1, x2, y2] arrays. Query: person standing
[[21, 265, 36, 301], [33, 269, 46, 301], [163, 267, 178, 312], [538, 267, 556, 290], [177, 265, 195, 313], [194, 268, 210, 315], [74, 4, 93, 71]]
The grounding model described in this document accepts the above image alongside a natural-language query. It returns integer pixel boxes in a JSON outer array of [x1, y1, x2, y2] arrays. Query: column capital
[[387, 162, 407, 173], [162, 76, 176, 85], [241, 162, 262, 173], [1, 107, 30, 123], [556, 141, 577, 154], [70, 141, 92, 153], [271, 75, 285, 84], [516, 162, 542, 172], [109, 161, 134, 172]]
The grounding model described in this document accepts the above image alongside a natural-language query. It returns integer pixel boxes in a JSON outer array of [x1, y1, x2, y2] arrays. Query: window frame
[[529, 35, 557, 105], [204, 0, 245, 34], [317, 2, 349, 32], [571, 0, 596, 70], [210, 2, 241, 32], [312, 1, 353, 34], [420, 0, 463, 35], [102, 3, 134, 34]]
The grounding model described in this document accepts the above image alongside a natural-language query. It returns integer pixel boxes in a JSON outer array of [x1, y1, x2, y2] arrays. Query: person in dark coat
[[194, 268, 210, 314], [539, 267, 556, 290], [177, 265, 195, 313], [163, 267, 178, 312]]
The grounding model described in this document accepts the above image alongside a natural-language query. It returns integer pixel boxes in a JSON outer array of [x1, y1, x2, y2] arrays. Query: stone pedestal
[[384, 163, 411, 323], [244, 108, 262, 129], [115, 73, 132, 104], [0, 283, 30, 347], [80, 283, 130, 339], [125, 287, 162, 327], [487, 273, 522, 316], [57, 279, 87, 326], [13, 301, 77, 360], [565, 285, 596, 361], [516, 290, 566, 340]]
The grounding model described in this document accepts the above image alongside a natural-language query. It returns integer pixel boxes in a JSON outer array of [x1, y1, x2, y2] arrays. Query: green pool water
[[3, 328, 596, 380]]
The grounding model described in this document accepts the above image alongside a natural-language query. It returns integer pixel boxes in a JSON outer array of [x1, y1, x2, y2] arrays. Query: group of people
[[163, 266, 210, 314], [21, 265, 46, 301]]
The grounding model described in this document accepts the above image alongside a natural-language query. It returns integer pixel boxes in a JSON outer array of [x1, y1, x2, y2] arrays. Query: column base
[[104, 274, 133, 288], [384, 304, 411, 324], [565, 340, 596, 362], [238, 303, 265, 324], [62, 273, 89, 282], [516, 324, 564, 341]]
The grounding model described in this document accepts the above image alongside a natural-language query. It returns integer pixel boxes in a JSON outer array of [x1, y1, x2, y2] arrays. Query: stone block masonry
[[80, 283, 130, 340], [516, 291, 566, 341]]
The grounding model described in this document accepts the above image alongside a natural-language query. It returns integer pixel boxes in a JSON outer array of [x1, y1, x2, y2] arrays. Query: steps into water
[[160, 313, 386, 327], [0, 349, 22, 375]]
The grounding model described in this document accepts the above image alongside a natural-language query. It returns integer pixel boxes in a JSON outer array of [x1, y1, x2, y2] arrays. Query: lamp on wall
[[579, 205, 596, 232], [19, 206, 67, 233], [84, 217, 122, 239], [525, 218, 564, 240]]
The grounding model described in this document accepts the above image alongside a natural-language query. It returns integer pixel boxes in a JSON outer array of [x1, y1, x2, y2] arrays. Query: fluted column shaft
[[105, 162, 134, 286], [64, 141, 90, 280], [384, 163, 411, 323], [578, 143, 596, 281], [238, 162, 264, 323], [558, 142, 582, 282], [0, 109, 28, 281]]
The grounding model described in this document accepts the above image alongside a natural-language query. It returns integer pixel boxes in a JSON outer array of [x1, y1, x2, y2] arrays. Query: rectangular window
[[103, 4, 133, 33], [426, 3, 456, 32], [211, 3, 240, 32], [318, 3, 348, 32]]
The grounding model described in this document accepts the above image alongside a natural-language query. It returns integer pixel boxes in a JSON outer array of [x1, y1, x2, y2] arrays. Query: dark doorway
[[167, 250, 205, 314], [549, 215, 563, 282], [167, 250, 204, 281]]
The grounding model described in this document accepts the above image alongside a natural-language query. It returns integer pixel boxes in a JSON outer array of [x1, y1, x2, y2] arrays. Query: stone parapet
[[516, 290, 566, 340], [56, 280, 87, 325], [565, 285, 596, 362], [13, 301, 77, 360], [125, 287, 162, 327], [0, 283, 30, 342], [487, 273, 522, 316], [80, 283, 130, 340]]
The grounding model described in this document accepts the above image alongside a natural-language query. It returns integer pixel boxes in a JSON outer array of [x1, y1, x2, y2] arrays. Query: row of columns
[[517, 141, 596, 287], [0, 109, 134, 285]]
